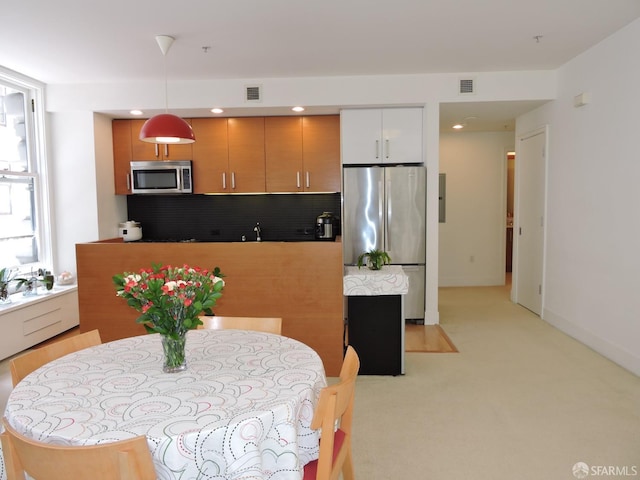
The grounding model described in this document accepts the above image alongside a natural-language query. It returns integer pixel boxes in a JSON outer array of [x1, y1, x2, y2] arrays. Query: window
[[0, 69, 50, 271]]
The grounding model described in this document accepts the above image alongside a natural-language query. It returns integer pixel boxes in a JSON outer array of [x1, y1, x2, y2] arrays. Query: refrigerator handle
[[385, 177, 391, 251]]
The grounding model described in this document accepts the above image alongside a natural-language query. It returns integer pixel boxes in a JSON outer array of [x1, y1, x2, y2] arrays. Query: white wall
[[439, 131, 514, 286], [47, 111, 127, 276], [46, 70, 557, 114], [48, 111, 99, 275], [516, 18, 640, 375]]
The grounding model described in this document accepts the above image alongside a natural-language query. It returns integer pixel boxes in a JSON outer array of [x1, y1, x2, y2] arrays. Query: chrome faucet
[[253, 222, 262, 242]]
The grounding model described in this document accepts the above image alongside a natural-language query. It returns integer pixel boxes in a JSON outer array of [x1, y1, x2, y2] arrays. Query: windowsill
[[0, 284, 78, 315]]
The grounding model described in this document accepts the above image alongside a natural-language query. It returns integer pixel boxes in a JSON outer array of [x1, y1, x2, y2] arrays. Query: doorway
[[506, 151, 515, 275]]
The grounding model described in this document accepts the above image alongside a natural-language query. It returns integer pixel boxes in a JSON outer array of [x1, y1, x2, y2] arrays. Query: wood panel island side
[[76, 239, 344, 375]]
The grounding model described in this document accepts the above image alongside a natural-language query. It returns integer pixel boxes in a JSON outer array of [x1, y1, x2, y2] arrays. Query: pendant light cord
[[163, 54, 169, 114]]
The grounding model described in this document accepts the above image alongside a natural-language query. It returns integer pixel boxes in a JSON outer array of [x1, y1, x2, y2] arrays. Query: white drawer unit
[[0, 287, 79, 360]]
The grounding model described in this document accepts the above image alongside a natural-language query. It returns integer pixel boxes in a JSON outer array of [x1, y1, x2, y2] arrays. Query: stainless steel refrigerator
[[342, 165, 426, 321]]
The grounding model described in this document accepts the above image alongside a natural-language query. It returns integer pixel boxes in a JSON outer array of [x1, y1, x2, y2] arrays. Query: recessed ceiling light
[[130, 109, 143, 116], [452, 116, 477, 130], [211, 108, 224, 114], [292, 106, 305, 112]]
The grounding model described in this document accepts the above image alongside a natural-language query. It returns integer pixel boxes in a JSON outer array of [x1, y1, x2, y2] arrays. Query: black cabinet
[[347, 295, 403, 375]]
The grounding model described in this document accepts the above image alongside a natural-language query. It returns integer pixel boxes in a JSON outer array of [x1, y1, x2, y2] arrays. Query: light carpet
[[348, 284, 640, 480]]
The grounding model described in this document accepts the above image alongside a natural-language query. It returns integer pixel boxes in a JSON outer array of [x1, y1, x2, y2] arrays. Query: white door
[[515, 128, 546, 315]]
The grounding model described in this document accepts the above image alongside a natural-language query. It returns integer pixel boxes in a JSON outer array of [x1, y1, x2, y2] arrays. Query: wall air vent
[[459, 78, 475, 95], [244, 84, 262, 103]]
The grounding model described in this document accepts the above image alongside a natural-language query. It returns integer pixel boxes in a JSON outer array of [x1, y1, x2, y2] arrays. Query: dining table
[[1, 329, 327, 480]]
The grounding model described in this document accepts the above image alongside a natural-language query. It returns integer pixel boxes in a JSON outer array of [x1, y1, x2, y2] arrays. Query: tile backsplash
[[126, 193, 341, 242]]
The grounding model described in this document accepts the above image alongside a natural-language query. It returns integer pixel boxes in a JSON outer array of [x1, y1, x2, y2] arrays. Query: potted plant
[[0, 267, 17, 303], [357, 249, 392, 271], [15, 268, 54, 295]]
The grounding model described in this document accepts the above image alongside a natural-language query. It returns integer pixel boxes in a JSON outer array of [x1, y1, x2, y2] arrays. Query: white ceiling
[[2, 0, 639, 131]]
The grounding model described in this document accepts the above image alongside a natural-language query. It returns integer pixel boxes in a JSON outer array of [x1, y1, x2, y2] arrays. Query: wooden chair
[[10, 329, 102, 386], [303, 345, 360, 480], [198, 316, 283, 335], [1, 419, 156, 480]]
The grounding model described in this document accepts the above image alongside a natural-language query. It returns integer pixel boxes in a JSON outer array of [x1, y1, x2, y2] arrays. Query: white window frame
[[0, 66, 52, 275]]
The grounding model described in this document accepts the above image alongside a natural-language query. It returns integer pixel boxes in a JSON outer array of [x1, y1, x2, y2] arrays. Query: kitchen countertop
[[343, 265, 409, 296], [111, 236, 341, 244]]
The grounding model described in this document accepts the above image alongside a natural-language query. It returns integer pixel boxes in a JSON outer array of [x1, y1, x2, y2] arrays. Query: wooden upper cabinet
[[191, 118, 229, 193], [227, 117, 266, 193], [265, 115, 340, 193], [302, 115, 340, 192], [112, 120, 133, 195], [265, 117, 303, 192], [130, 118, 194, 161], [113, 115, 338, 195]]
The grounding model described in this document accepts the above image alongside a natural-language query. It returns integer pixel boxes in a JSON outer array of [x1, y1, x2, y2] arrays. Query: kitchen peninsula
[[344, 265, 408, 375], [76, 239, 344, 375]]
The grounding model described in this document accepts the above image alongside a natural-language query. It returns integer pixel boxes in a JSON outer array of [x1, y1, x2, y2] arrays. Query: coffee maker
[[315, 212, 337, 241]]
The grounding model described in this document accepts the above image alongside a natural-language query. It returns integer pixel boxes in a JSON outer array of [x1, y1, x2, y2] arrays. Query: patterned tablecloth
[[2, 329, 327, 480]]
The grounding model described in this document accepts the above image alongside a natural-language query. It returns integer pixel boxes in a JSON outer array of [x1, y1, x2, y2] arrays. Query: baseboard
[[543, 309, 640, 377], [424, 305, 439, 325], [438, 276, 507, 287]]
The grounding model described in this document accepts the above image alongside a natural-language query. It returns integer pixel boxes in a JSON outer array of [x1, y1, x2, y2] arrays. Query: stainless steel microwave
[[130, 160, 193, 194]]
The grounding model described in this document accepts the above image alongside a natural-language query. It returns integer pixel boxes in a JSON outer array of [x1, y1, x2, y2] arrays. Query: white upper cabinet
[[340, 108, 423, 165]]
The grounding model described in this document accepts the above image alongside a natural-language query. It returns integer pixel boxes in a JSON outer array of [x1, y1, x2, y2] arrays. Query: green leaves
[[357, 249, 392, 270], [1, 267, 18, 283]]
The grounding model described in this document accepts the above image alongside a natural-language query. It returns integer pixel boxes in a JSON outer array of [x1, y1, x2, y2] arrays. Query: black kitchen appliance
[[315, 212, 336, 240]]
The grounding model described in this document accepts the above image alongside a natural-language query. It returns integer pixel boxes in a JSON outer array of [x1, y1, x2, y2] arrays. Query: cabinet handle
[[231, 172, 236, 190], [305, 171, 310, 189], [296, 171, 301, 189], [127, 173, 131, 191], [154, 144, 159, 158], [375, 140, 380, 159], [164, 144, 169, 157], [222, 172, 226, 189], [385, 139, 390, 159]]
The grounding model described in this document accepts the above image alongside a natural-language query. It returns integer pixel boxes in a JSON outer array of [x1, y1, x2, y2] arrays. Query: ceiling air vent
[[459, 78, 475, 95], [244, 84, 262, 103]]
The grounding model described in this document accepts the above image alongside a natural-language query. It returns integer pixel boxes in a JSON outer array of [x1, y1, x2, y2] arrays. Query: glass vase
[[161, 331, 187, 373], [0, 282, 10, 304]]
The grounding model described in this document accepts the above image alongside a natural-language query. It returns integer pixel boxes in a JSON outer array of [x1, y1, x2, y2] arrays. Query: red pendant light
[[139, 35, 195, 144], [139, 114, 195, 144]]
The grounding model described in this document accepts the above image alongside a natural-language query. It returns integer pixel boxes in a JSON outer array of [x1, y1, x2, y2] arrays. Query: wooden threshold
[[405, 324, 458, 353]]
